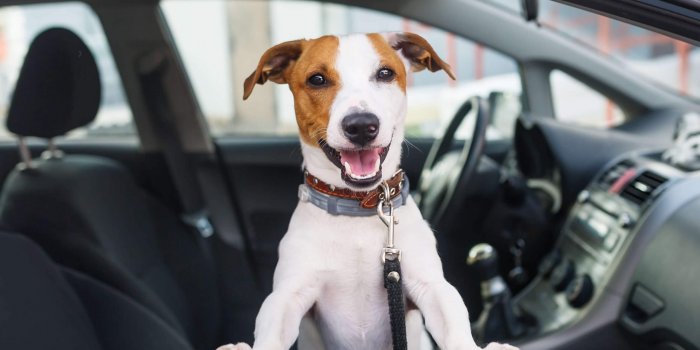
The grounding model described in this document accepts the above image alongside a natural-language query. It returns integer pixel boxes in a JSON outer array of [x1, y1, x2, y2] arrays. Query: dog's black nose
[[342, 113, 379, 146]]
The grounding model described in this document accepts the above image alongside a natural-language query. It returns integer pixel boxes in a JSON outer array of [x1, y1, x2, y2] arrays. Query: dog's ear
[[243, 40, 304, 100], [386, 32, 456, 80]]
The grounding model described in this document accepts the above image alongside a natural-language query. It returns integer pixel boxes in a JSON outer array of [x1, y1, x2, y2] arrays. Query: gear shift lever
[[468, 243, 529, 343], [468, 244, 508, 298]]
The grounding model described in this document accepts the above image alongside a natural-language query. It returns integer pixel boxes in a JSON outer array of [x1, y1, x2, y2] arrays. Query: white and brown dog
[[219, 33, 516, 350]]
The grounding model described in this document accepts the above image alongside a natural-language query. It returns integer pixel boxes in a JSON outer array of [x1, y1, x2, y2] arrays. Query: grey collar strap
[[298, 176, 410, 216]]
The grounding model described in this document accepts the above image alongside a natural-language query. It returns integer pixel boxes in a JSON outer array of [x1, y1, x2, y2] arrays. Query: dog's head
[[244, 32, 454, 190]]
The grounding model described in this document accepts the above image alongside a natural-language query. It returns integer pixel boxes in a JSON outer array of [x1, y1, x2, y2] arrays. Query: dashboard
[[515, 150, 700, 350]]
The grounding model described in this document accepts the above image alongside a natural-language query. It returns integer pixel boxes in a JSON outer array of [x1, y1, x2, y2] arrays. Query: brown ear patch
[[243, 39, 304, 100], [367, 33, 408, 93], [241, 36, 340, 147], [391, 32, 456, 80]]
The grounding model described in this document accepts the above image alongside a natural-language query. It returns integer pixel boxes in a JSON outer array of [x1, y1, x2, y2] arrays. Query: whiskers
[[309, 127, 328, 144], [402, 138, 422, 156]]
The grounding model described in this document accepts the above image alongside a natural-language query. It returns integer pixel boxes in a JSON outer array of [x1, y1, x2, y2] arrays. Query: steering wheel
[[416, 96, 490, 227]]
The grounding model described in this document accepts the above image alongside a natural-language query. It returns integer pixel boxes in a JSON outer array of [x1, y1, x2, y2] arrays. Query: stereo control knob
[[566, 274, 594, 308], [551, 259, 575, 292], [538, 249, 562, 278], [618, 212, 635, 229], [577, 190, 590, 203]]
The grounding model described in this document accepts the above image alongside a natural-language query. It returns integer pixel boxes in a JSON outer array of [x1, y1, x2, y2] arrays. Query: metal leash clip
[[378, 181, 401, 263]]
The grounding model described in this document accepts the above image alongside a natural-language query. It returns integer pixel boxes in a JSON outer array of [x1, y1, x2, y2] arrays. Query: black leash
[[384, 258, 407, 350], [377, 182, 407, 350]]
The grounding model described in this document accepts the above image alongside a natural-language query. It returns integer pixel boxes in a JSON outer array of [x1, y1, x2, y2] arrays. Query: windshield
[[482, 0, 699, 101]]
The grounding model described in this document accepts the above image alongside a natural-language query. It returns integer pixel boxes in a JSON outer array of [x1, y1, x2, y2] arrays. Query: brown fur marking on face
[[243, 40, 304, 100], [392, 32, 456, 80], [287, 35, 340, 146], [367, 33, 407, 93]]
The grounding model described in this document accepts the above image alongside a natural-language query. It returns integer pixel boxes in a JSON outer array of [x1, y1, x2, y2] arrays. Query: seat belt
[[137, 52, 214, 241], [137, 51, 260, 289]]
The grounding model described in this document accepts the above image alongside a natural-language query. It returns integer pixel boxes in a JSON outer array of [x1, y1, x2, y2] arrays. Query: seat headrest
[[7, 27, 101, 139]]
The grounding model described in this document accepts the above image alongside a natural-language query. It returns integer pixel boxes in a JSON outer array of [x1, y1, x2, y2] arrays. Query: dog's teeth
[[374, 158, 380, 172], [344, 161, 353, 176]]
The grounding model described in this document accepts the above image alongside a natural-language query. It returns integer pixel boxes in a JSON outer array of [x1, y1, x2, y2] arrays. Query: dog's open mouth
[[320, 141, 389, 187]]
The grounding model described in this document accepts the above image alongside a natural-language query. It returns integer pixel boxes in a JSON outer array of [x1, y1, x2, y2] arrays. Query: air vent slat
[[600, 159, 635, 187], [637, 173, 665, 187], [620, 187, 647, 205], [620, 170, 668, 206]]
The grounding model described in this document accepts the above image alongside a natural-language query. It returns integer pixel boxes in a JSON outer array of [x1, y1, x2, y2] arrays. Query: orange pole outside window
[[474, 44, 484, 81], [597, 16, 614, 127], [675, 40, 690, 95], [0, 29, 6, 63], [597, 16, 611, 54], [550, 5, 559, 27]]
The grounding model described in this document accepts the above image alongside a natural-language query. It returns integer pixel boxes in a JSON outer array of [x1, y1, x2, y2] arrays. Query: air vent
[[600, 159, 635, 187], [620, 171, 668, 205]]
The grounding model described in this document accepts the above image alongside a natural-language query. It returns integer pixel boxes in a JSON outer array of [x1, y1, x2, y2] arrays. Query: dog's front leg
[[405, 278, 478, 350], [250, 276, 320, 350], [218, 281, 317, 350], [219, 264, 321, 350], [406, 278, 516, 350], [402, 242, 517, 350]]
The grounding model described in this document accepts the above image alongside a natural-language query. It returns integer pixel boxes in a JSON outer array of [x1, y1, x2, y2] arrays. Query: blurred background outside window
[[488, 0, 698, 128], [0, 1, 689, 140], [161, 0, 522, 139]]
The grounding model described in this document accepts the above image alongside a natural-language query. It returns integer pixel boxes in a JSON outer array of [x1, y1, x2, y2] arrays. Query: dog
[[218, 32, 517, 350]]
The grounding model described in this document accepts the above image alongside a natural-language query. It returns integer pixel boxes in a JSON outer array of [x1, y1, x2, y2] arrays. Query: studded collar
[[299, 170, 409, 216]]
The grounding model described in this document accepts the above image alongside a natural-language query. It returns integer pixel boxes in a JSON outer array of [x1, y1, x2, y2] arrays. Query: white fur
[[221, 34, 517, 350]]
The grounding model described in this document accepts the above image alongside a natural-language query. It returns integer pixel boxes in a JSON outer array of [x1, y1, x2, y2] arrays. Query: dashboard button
[[619, 212, 635, 228], [551, 259, 575, 292], [628, 285, 664, 319], [603, 233, 620, 251], [538, 250, 562, 278], [566, 274, 594, 308], [578, 190, 590, 203]]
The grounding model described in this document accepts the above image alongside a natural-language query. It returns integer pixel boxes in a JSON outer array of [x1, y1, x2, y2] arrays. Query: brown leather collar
[[305, 170, 405, 209]]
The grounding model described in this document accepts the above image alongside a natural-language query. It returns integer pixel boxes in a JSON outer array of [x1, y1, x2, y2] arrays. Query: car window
[[550, 70, 625, 128], [0, 2, 134, 141], [542, 1, 698, 101], [480, 0, 699, 101], [160, 0, 522, 139]]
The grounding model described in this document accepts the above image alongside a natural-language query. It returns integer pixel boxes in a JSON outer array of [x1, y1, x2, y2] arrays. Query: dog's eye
[[307, 74, 327, 87], [376, 68, 395, 82]]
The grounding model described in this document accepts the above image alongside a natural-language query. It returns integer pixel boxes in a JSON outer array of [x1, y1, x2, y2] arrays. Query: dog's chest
[[286, 202, 415, 349]]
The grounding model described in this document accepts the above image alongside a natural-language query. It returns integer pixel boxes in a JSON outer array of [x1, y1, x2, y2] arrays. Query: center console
[[513, 152, 685, 338]]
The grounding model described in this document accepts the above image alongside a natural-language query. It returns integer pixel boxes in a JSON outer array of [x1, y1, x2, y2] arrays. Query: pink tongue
[[340, 148, 382, 176]]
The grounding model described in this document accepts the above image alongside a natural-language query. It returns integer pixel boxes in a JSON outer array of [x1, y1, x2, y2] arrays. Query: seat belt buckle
[[182, 210, 214, 238]]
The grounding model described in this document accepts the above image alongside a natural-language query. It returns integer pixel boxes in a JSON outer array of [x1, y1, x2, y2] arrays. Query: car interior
[[0, 0, 698, 350]]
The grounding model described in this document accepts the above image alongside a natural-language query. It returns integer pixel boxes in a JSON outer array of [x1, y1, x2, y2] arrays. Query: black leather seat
[[0, 232, 193, 350], [0, 28, 223, 349]]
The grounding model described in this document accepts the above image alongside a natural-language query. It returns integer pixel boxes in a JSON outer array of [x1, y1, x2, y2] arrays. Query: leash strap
[[377, 182, 407, 350], [384, 258, 407, 350]]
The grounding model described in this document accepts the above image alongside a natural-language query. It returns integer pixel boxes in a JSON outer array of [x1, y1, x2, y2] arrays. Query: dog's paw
[[216, 343, 252, 350], [483, 343, 519, 350]]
